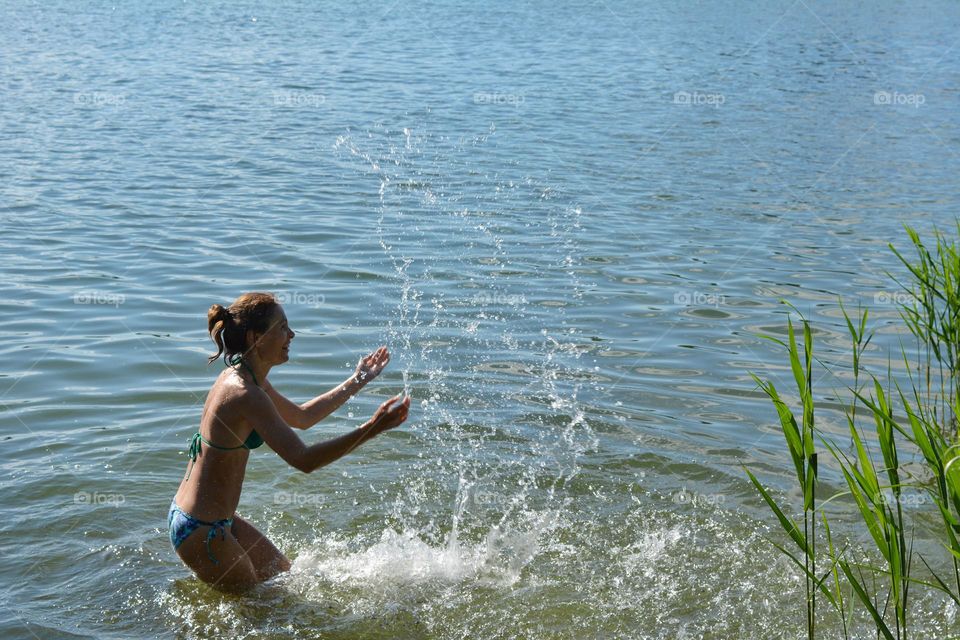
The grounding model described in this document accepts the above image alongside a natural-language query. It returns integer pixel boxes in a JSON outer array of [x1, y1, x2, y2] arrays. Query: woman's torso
[[173, 368, 260, 520]]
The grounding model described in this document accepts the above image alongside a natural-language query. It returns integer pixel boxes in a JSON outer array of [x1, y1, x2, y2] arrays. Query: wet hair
[[207, 292, 280, 365]]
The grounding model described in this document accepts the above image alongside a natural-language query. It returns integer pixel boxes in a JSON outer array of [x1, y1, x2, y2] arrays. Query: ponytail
[[206, 293, 279, 365], [207, 304, 234, 364]]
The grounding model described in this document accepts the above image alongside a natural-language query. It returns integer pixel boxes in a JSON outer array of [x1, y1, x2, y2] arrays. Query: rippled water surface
[[3, 1, 960, 638]]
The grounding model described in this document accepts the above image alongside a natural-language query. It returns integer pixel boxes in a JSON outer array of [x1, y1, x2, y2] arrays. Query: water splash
[[329, 121, 597, 609], [289, 511, 554, 595]]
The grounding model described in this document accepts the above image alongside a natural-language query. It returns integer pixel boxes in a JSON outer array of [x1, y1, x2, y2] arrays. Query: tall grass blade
[[840, 561, 896, 640]]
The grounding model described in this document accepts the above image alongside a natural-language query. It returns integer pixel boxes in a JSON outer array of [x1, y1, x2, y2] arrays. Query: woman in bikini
[[168, 292, 411, 592]]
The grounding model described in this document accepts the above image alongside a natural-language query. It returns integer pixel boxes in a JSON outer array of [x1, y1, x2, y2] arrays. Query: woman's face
[[251, 305, 295, 365]]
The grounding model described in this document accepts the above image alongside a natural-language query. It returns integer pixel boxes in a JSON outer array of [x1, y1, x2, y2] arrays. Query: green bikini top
[[185, 355, 264, 479]]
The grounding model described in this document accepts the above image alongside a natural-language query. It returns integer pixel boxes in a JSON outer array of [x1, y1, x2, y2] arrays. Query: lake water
[[3, 1, 960, 638]]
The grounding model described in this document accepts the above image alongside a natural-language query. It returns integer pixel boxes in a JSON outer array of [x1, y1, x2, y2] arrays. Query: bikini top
[[185, 355, 264, 480]]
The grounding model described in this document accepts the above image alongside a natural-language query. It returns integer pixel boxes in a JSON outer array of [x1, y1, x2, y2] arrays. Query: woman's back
[[174, 369, 258, 520]]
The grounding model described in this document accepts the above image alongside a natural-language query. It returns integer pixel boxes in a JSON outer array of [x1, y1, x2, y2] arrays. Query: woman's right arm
[[247, 390, 411, 473]]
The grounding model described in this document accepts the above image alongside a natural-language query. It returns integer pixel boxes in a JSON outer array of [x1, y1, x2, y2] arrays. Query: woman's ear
[[246, 328, 260, 353]]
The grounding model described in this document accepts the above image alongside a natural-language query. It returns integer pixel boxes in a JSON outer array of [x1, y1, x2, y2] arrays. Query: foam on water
[[289, 511, 554, 595]]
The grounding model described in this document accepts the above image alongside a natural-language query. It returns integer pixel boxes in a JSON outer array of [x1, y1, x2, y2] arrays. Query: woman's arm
[[249, 387, 411, 474], [262, 376, 362, 430], [263, 347, 391, 430]]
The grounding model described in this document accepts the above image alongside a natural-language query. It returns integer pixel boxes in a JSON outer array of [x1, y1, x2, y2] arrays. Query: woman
[[169, 292, 411, 592]]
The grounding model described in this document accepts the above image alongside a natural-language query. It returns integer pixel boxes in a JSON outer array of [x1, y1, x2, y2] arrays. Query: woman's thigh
[[176, 525, 259, 593], [231, 514, 291, 581]]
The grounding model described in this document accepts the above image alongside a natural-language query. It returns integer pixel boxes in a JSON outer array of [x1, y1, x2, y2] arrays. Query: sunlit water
[[2, 1, 960, 638]]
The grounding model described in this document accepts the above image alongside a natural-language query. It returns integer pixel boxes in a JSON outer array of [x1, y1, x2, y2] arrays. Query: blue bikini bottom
[[168, 500, 233, 566]]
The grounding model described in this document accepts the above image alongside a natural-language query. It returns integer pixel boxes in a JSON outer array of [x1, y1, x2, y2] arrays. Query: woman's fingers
[[381, 395, 410, 426], [359, 347, 389, 377], [370, 393, 409, 432], [393, 396, 410, 421], [381, 394, 403, 410]]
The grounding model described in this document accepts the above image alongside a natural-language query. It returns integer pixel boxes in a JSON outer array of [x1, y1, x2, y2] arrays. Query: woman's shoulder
[[213, 368, 270, 409], [207, 368, 257, 407]]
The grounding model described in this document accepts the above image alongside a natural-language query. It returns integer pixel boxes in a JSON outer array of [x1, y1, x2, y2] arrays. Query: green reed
[[747, 225, 960, 639], [889, 222, 960, 438], [746, 314, 819, 639]]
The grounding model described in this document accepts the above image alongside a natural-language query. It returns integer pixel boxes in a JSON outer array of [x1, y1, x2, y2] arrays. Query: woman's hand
[[354, 346, 390, 385], [365, 394, 411, 436]]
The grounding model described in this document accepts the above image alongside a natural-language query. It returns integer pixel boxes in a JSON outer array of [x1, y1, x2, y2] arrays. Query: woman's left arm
[[263, 346, 391, 430]]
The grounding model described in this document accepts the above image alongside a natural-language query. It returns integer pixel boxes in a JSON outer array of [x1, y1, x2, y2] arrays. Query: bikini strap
[[228, 353, 260, 387], [185, 431, 246, 480], [204, 518, 234, 565], [185, 433, 201, 481]]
